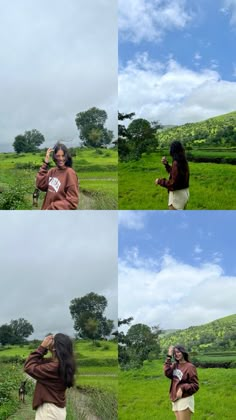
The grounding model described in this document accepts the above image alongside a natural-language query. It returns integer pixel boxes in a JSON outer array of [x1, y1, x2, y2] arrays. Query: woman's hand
[[176, 388, 183, 399], [41, 335, 54, 349], [155, 178, 159, 185], [168, 345, 174, 356], [161, 156, 168, 165], [45, 148, 54, 163]]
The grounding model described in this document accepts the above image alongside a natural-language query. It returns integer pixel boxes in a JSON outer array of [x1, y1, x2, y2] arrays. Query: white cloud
[[119, 252, 235, 330], [119, 0, 191, 43], [119, 211, 146, 230], [221, 0, 236, 24], [194, 245, 203, 254], [119, 54, 236, 125]]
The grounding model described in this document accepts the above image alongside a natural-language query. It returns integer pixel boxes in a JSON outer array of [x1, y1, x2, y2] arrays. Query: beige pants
[[172, 395, 194, 413], [35, 403, 66, 420], [168, 188, 189, 210]]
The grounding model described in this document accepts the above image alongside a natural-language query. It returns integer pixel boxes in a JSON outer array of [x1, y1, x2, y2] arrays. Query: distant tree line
[[12, 107, 114, 153]]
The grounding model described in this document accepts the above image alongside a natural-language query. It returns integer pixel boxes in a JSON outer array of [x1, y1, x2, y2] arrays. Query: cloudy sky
[[0, 211, 117, 339], [119, 211, 236, 331], [119, 0, 236, 125], [0, 0, 117, 152]]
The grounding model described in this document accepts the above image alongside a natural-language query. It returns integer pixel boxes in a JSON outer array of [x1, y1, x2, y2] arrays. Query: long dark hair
[[174, 345, 190, 362], [54, 333, 76, 387], [53, 143, 73, 167], [170, 141, 189, 176]]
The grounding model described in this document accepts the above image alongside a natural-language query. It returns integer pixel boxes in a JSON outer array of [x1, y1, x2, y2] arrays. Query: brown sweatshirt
[[36, 163, 79, 210], [164, 358, 199, 402], [24, 346, 66, 410], [157, 160, 189, 191]]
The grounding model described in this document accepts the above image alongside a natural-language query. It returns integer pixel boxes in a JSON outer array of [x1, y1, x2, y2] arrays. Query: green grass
[[119, 360, 236, 419], [0, 148, 118, 209], [118, 151, 236, 209]]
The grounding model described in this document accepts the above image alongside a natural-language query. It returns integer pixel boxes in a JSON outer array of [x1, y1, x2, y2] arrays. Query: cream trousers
[[35, 402, 66, 420]]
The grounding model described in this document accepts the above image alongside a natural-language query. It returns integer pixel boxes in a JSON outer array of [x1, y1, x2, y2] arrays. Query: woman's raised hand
[[45, 148, 54, 163], [161, 156, 168, 165], [168, 345, 174, 356], [41, 335, 54, 349]]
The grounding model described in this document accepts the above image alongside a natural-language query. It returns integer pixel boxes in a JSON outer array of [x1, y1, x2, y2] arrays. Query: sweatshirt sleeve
[[24, 346, 59, 381], [164, 162, 172, 174], [164, 358, 176, 379], [157, 161, 179, 191], [180, 365, 199, 396], [47, 170, 79, 210], [36, 163, 50, 191]]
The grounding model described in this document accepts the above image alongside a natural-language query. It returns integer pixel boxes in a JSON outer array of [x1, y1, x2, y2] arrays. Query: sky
[[0, 0, 117, 152], [119, 0, 236, 125], [0, 211, 118, 339], [119, 211, 236, 331]]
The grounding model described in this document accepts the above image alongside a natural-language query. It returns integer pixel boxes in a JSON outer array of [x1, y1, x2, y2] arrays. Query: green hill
[[157, 111, 236, 147], [160, 314, 236, 353]]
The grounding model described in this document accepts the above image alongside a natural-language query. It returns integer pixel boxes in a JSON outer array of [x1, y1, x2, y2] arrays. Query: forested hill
[[157, 111, 236, 148], [160, 314, 236, 353]]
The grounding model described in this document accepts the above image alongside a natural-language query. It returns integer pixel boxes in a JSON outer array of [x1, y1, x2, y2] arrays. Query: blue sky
[[118, 211, 236, 330], [119, 0, 236, 125]]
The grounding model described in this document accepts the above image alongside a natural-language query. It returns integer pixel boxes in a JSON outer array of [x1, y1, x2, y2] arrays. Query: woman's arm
[[157, 161, 178, 191], [180, 365, 199, 395], [36, 163, 50, 191]]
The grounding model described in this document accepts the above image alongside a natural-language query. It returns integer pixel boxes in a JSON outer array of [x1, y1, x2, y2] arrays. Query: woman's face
[[174, 349, 184, 362], [55, 149, 66, 167]]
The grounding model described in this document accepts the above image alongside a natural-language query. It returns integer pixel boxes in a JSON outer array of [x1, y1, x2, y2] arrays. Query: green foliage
[[0, 185, 30, 210], [75, 107, 113, 147], [156, 110, 236, 148], [0, 362, 27, 418], [70, 293, 114, 340], [13, 129, 45, 153], [160, 314, 236, 354], [0, 319, 34, 346]]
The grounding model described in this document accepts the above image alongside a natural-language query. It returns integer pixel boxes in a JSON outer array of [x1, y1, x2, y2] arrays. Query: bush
[[0, 185, 31, 210]]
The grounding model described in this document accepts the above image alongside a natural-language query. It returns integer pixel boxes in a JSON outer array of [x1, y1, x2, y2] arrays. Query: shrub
[[0, 186, 30, 210]]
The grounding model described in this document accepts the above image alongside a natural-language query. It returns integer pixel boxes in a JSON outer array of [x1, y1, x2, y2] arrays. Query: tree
[[119, 321, 161, 369], [127, 118, 160, 159], [10, 318, 34, 344], [70, 292, 114, 340], [0, 318, 34, 345], [118, 112, 135, 161], [13, 129, 45, 153], [75, 107, 113, 147]]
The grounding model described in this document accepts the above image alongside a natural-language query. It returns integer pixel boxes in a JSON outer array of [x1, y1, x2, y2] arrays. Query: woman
[[36, 143, 79, 210], [164, 345, 199, 420], [155, 141, 189, 210], [24, 334, 76, 420]]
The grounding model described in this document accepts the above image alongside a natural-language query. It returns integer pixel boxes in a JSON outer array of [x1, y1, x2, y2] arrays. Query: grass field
[[0, 148, 118, 210], [118, 150, 236, 209], [0, 340, 118, 419], [118, 360, 236, 419]]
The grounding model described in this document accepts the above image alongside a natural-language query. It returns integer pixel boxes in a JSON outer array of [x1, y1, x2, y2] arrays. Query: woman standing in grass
[[164, 345, 199, 420], [36, 143, 79, 210], [155, 141, 189, 210], [24, 333, 76, 420]]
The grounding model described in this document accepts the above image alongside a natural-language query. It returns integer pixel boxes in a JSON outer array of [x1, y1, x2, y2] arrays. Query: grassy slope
[[160, 314, 236, 352], [119, 360, 236, 420], [118, 151, 236, 209]]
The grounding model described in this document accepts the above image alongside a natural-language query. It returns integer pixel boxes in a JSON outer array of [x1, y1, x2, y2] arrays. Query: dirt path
[[7, 398, 35, 420]]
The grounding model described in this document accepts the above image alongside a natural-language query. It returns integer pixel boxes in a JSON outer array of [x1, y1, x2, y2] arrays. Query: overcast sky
[[119, 211, 236, 331], [0, 0, 117, 152], [119, 0, 236, 125], [0, 211, 117, 339]]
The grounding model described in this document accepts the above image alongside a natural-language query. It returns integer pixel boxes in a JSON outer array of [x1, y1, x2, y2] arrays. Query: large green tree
[[75, 107, 113, 147], [0, 318, 34, 345], [13, 129, 45, 153], [70, 292, 114, 340]]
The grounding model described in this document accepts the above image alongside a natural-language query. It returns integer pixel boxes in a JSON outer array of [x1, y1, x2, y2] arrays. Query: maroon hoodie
[[36, 163, 79, 210], [24, 346, 66, 410], [164, 357, 199, 402]]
